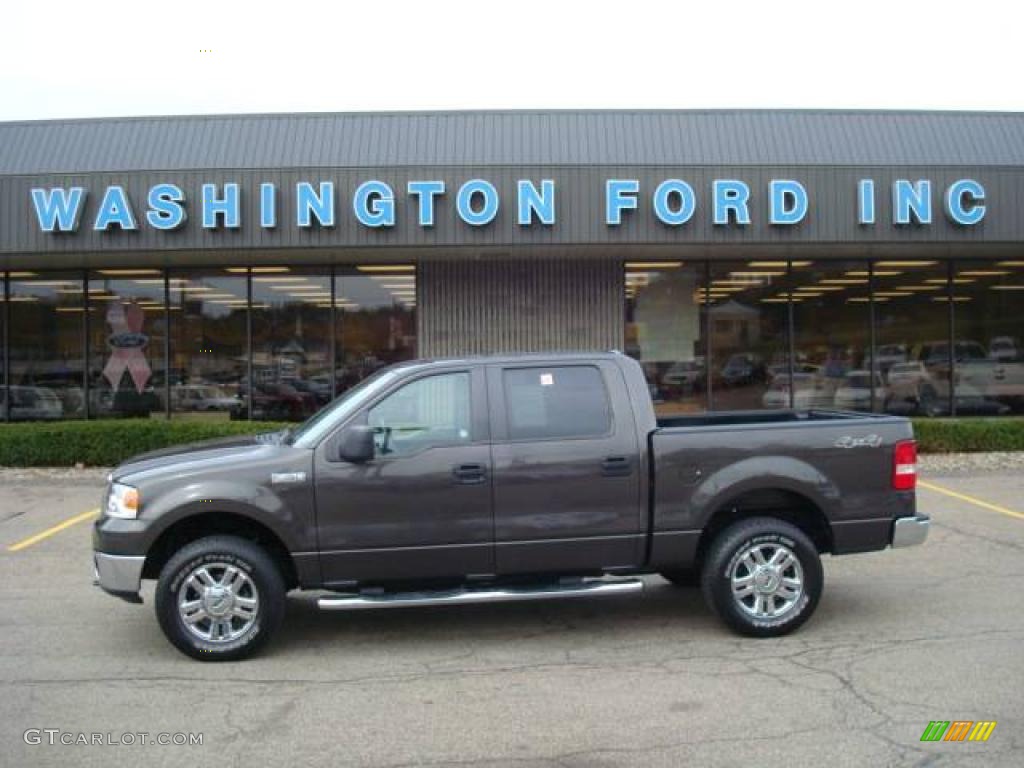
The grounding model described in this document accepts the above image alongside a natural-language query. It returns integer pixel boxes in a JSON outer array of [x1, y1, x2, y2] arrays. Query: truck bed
[[649, 408, 915, 556]]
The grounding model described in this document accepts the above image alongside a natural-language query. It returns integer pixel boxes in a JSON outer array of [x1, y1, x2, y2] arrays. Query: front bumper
[[892, 514, 930, 548], [93, 552, 146, 603]]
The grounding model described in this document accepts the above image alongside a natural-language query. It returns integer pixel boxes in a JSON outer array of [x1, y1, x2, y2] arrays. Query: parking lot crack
[[367, 722, 832, 768], [932, 520, 1024, 553]]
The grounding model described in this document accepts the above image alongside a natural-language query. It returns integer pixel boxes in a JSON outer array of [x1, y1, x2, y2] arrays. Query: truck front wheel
[[155, 535, 286, 661], [700, 518, 822, 637]]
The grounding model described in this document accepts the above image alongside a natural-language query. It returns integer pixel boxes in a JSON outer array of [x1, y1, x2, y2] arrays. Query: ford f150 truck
[[93, 353, 928, 660]]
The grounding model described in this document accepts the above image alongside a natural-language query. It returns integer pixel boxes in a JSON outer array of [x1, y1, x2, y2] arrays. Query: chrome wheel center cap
[[754, 567, 780, 593], [203, 586, 234, 617]]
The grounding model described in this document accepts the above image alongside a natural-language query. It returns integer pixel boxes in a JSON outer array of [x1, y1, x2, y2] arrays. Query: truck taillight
[[893, 440, 917, 491]]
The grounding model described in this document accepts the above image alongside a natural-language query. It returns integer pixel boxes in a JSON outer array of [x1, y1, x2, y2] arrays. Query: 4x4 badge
[[834, 434, 883, 448]]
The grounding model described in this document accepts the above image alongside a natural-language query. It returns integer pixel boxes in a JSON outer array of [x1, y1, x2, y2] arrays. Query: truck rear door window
[[503, 366, 611, 440]]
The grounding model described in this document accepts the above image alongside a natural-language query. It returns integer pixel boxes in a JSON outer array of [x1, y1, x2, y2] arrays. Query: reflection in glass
[[4, 256, 1020, 425], [168, 270, 247, 421], [7, 273, 86, 420], [0, 273, 5, 420], [790, 261, 872, 411], [625, 262, 706, 415], [250, 268, 332, 421], [335, 266, 417, 394], [707, 262, 789, 410], [368, 372, 471, 456], [952, 260, 1024, 415], [87, 270, 167, 419], [873, 261, 952, 416]]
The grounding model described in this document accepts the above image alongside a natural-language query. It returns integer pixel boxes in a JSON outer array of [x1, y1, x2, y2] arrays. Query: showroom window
[[707, 261, 790, 410], [625, 261, 707, 415], [951, 259, 1024, 416], [873, 261, 952, 416], [0, 273, 5, 420], [7, 272, 86, 420], [167, 269, 248, 421], [790, 260, 872, 412], [334, 265, 417, 395], [250, 267, 333, 422], [86, 270, 168, 419]]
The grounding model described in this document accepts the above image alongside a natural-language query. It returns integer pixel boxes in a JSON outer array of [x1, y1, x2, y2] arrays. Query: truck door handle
[[601, 456, 633, 477], [452, 463, 487, 485]]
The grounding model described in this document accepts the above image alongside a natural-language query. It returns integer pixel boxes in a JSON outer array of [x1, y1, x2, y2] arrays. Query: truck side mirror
[[337, 425, 375, 463]]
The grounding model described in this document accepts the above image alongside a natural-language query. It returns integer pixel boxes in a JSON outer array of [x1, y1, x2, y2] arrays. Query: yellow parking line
[[6, 508, 100, 553], [919, 481, 1024, 521]]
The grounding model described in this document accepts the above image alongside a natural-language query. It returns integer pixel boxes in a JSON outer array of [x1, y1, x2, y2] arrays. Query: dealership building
[[0, 109, 1022, 422]]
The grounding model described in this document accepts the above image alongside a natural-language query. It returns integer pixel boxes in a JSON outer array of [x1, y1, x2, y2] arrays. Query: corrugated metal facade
[[3, 110, 1024, 173], [419, 258, 623, 356]]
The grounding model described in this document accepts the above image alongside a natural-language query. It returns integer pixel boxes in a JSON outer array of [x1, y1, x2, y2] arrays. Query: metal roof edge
[[2, 108, 1024, 129]]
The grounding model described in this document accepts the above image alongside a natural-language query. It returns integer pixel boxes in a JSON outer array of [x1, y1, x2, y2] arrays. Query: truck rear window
[[503, 366, 611, 440]]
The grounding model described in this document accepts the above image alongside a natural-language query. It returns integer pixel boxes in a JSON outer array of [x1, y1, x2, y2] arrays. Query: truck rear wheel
[[700, 518, 822, 637], [155, 535, 285, 661]]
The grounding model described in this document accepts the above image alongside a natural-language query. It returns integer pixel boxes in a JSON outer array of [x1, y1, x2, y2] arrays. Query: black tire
[[155, 535, 286, 661], [700, 517, 822, 638], [659, 569, 700, 588]]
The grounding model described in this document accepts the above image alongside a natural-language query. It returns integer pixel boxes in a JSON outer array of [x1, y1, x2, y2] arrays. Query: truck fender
[[141, 480, 304, 555], [689, 455, 839, 530]]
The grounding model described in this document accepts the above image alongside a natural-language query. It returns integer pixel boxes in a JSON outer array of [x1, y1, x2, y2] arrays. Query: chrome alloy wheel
[[730, 543, 804, 620], [177, 562, 260, 643]]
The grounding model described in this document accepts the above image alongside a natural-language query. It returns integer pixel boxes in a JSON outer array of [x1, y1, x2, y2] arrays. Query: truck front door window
[[367, 372, 471, 456]]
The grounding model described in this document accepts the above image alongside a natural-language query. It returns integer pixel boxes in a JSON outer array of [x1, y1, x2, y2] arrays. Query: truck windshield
[[288, 369, 401, 447]]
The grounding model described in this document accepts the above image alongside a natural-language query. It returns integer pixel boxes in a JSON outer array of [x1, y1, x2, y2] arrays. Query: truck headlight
[[106, 483, 140, 519]]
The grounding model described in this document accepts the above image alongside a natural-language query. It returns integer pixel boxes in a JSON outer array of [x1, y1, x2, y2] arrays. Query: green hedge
[[0, 419, 290, 467], [911, 417, 1024, 454], [0, 416, 1022, 467]]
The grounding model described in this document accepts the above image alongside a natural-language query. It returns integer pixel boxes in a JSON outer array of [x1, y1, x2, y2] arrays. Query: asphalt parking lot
[[1, 464, 1022, 768]]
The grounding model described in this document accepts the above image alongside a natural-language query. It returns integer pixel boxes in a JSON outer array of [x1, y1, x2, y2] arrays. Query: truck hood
[[111, 430, 291, 483]]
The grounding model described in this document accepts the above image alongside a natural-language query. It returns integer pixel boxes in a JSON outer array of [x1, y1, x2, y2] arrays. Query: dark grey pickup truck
[[93, 352, 928, 660]]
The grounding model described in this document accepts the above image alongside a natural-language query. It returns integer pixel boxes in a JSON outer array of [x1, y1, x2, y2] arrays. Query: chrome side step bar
[[317, 578, 644, 611]]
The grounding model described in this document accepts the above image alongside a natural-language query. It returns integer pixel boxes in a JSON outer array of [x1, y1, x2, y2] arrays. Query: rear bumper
[[93, 552, 145, 603], [892, 514, 930, 548]]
